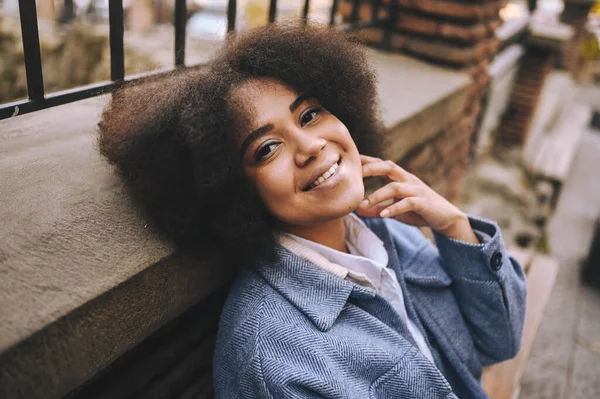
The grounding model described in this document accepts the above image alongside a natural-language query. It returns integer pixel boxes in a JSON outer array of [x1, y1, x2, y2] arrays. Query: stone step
[[526, 103, 592, 182]]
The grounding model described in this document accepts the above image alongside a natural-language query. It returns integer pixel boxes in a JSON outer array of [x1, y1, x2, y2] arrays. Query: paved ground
[[520, 129, 600, 398]]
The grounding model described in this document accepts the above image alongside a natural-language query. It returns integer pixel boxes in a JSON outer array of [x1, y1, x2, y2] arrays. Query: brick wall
[[560, 2, 594, 79], [341, 0, 503, 202], [400, 90, 482, 203]]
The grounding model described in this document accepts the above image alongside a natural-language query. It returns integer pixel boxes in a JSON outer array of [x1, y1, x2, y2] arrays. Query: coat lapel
[[364, 217, 480, 374]]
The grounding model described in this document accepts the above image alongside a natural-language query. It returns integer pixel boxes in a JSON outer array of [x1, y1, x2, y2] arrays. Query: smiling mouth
[[303, 159, 341, 191]]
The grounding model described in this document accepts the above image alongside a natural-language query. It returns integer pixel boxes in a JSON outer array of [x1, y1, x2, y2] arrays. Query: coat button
[[491, 251, 503, 271]]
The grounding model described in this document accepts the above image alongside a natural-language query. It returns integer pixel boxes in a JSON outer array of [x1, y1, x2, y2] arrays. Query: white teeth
[[311, 161, 339, 188]]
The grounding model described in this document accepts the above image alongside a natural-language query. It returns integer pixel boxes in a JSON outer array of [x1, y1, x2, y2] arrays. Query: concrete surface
[[0, 96, 232, 398], [519, 130, 600, 398], [367, 49, 472, 162], [368, 48, 471, 130]]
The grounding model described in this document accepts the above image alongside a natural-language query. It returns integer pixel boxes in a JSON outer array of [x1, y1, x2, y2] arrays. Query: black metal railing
[[0, 0, 393, 120]]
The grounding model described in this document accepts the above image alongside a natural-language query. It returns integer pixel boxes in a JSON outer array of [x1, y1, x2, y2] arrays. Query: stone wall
[[400, 92, 481, 202]]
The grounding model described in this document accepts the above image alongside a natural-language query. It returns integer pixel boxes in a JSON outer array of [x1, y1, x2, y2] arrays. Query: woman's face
[[232, 78, 364, 230]]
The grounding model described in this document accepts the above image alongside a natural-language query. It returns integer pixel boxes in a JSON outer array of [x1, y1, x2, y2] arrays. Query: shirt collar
[[282, 213, 388, 267]]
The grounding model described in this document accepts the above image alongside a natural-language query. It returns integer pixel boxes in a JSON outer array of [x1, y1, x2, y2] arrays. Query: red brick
[[404, 145, 437, 174], [395, 0, 503, 21], [338, 0, 388, 22], [396, 14, 491, 42]]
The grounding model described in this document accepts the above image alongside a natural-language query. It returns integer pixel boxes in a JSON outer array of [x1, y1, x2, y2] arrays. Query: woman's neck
[[281, 217, 347, 253]]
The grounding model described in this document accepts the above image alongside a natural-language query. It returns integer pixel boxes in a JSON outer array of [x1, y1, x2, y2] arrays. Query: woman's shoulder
[[216, 266, 312, 347]]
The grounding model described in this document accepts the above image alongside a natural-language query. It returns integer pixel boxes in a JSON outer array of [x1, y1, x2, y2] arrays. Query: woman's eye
[[300, 108, 321, 127], [255, 142, 280, 161]]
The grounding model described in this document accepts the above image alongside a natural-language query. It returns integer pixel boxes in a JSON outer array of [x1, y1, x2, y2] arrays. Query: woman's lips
[[304, 158, 344, 192]]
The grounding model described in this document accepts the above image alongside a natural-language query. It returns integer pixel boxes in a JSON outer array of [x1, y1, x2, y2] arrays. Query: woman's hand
[[355, 155, 479, 244]]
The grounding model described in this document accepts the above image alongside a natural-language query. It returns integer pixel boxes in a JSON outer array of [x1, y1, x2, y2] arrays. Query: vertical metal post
[[109, 0, 125, 81], [18, 0, 45, 101], [329, 0, 339, 26], [302, 0, 310, 24], [268, 0, 277, 23], [227, 0, 237, 32], [175, 0, 187, 67], [350, 0, 361, 25], [371, 0, 381, 23], [59, 0, 76, 24], [383, 0, 398, 49]]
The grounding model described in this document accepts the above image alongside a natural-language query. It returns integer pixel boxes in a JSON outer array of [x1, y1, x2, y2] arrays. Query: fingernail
[[360, 199, 369, 208], [380, 209, 390, 217]]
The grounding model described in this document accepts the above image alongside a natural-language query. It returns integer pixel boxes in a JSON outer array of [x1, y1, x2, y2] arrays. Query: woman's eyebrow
[[240, 124, 274, 157], [289, 94, 311, 113], [240, 94, 313, 157]]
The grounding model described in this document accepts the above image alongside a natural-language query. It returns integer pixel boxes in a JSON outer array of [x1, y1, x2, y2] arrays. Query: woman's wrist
[[435, 214, 480, 244]]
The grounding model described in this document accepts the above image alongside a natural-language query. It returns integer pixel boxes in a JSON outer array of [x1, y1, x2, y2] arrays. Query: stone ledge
[[529, 21, 574, 51], [0, 49, 471, 397], [368, 48, 472, 161]]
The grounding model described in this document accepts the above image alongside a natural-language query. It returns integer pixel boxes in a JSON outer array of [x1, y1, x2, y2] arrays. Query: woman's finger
[[380, 197, 424, 218], [354, 202, 389, 218], [359, 182, 415, 209], [360, 154, 382, 165], [362, 160, 410, 181]]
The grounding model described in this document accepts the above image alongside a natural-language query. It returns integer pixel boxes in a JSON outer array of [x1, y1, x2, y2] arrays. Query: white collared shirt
[[281, 214, 435, 363]]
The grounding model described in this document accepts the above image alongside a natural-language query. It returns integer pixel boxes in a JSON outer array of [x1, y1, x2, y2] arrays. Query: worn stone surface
[[0, 95, 233, 398], [368, 48, 471, 131]]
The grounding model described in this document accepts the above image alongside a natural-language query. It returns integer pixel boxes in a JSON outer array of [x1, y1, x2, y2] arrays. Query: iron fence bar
[[60, 0, 76, 24], [2, 0, 386, 121], [329, 0, 339, 26], [0, 82, 117, 120], [302, 0, 310, 24], [0, 66, 201, 121], [109, 0, 125, 81], [175, 0, 187, 67], [268, 0, 277, 23], [18, 0, 45, 102], [350, 0, 361, 25], [383, 0, 398, 49], [371, 0, 381, 23], [227, 0, 237, 32]]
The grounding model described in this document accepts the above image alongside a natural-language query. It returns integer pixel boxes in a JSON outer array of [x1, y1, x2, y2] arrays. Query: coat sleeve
[[433, 215, 527, 365]]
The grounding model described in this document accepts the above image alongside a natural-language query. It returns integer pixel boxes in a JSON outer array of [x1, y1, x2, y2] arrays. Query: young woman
[[99, 25, 526, 398]]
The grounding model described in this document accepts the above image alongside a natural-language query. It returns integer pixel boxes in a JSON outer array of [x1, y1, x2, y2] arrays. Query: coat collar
[[255, 217, 451, 332], [360, 217, 452, 287], [255, 246, 376, 332]]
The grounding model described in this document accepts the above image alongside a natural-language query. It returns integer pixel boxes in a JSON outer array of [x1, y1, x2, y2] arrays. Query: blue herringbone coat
[[213, 216, 527, 398]]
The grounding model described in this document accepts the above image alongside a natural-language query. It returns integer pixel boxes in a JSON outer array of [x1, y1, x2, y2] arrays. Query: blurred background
[[1, 0, 600, 398]]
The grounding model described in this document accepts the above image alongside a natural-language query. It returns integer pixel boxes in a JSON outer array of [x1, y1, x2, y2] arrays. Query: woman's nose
[[293, 131, 327, 167]]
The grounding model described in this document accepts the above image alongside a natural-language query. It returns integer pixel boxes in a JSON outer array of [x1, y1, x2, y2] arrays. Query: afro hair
[[98, 24, 386, 264]]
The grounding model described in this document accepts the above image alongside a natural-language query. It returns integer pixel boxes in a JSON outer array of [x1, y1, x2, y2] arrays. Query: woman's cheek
[[253, 163, 296, 213]]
